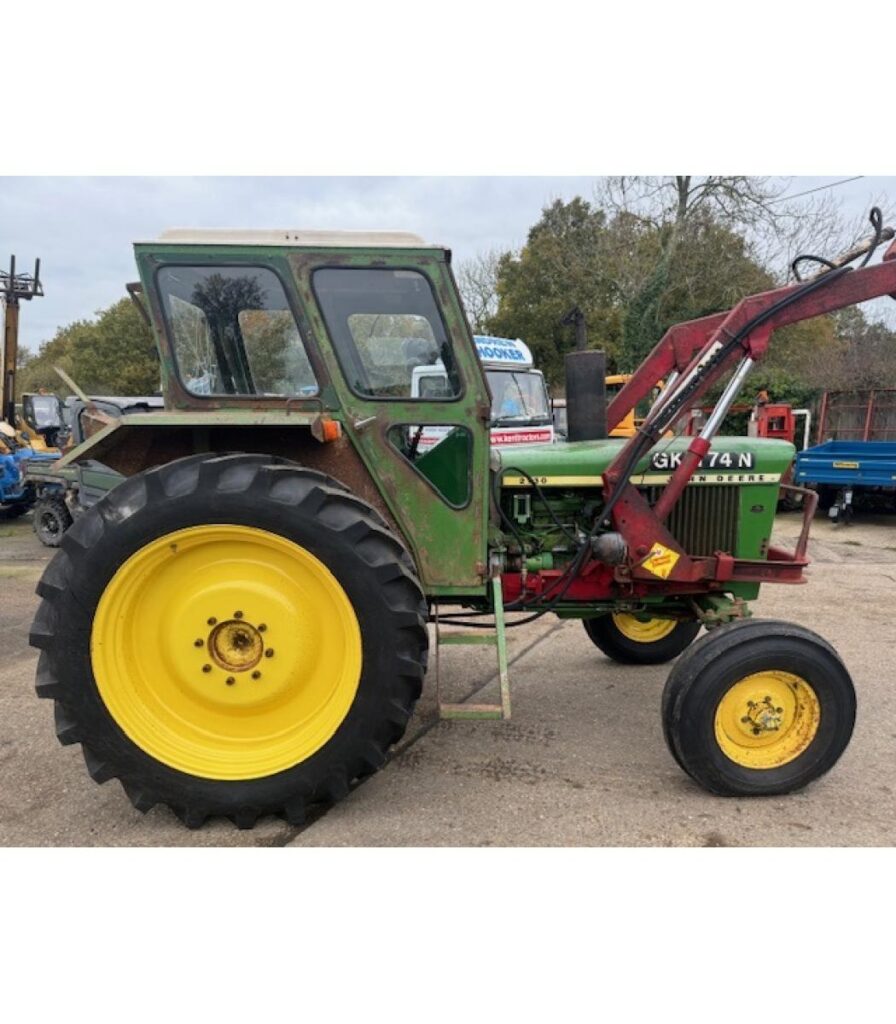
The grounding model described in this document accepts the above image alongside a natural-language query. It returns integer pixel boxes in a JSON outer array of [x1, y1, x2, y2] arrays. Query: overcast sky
[[3, 176, 895, 353]]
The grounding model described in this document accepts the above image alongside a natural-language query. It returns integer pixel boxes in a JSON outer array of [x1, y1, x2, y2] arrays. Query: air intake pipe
[[564, 349, 607, 441]]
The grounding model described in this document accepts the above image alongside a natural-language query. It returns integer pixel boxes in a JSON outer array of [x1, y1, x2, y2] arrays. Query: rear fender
[[56, 413, 401, 540]]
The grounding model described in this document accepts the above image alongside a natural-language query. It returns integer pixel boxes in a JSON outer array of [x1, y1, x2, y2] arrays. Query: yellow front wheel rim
[[714, 670, 821, 769], [612, 613, 678, 644], [91, 525, 362, 780]]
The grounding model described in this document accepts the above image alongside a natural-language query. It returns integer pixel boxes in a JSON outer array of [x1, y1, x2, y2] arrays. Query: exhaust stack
[[564, 350, 607, 442]]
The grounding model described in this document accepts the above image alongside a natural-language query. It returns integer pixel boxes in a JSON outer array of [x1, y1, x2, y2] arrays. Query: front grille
[[642, 485, 740, 556]]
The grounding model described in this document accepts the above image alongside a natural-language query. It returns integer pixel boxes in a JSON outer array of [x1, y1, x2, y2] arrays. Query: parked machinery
[[29, 212, 896, 827], [796, 389, 896, 522]]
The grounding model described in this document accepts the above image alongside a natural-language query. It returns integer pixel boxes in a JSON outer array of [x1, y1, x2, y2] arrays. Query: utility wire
[[769, 176, 864, 205]]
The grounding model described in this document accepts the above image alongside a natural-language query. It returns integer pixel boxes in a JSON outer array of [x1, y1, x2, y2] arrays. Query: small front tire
[[661, 619, 856, 796]]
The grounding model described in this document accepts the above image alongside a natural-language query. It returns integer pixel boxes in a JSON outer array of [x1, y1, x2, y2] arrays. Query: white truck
[[411, 335, 553, 448]]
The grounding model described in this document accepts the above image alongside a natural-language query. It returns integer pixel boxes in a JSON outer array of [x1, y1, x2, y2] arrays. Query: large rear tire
[[30, 454, 428, 828], [661, 619, 855, 796], [583, 613, 700, 665]]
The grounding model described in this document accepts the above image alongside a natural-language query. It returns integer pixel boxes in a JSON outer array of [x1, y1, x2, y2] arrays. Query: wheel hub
[[208, 618, 264, 672], [714, 670, 822, 769], [40, 510, 63, 537], [736, 695, 785, 738]]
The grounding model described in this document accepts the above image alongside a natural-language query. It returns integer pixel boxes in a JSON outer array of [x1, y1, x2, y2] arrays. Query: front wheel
[[661, 619, 856, 796], [583, 613, 700, 665], [30, 454, 428, 828]]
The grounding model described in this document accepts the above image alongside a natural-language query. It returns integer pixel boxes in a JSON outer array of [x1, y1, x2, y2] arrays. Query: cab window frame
[[154, 260, 322, 401], [386, 422, 474, 510], [311, 264, 466, 404]]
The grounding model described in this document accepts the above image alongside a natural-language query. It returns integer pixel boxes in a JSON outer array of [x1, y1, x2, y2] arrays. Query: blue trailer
[[795, 440, 896, 522], [794, 389, 896, 522]]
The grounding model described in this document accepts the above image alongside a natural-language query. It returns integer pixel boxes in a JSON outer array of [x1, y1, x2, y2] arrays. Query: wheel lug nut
[[226, 677, 235, 686], [252, 671, 261, 680], [265, 648, 274, 658], [234, 611, 243, 619], [752, 727, 761, 735], [207, 617, 217, 626], [202, 664, 212, 674], [776, 707, 784, 714], [741, 716, 751, 724], [194, 638, 204, 648], [258, 624, 267, 633]]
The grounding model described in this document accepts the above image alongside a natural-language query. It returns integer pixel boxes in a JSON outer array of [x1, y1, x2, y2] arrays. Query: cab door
[[292, 249, 492, 596]]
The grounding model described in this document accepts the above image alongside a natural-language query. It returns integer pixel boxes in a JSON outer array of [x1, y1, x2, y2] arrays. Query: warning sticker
[[642, 542, 680, 579]]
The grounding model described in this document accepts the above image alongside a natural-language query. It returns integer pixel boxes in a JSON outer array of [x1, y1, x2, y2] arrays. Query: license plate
[[650, 451, 755, 471]]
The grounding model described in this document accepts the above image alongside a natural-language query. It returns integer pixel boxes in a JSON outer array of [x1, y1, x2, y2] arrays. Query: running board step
[[434, 576, 511, 721]]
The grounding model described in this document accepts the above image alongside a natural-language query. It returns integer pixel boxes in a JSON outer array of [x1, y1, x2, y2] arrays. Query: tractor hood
[[497, 436, 795, 488]]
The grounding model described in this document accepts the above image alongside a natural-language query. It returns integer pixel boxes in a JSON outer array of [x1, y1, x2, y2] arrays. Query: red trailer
[[816, 389, 896, 443]]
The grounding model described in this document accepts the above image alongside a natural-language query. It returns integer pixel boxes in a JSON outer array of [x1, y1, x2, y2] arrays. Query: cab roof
[[146, 228, 442, 249], [474, 335, 535, 367]]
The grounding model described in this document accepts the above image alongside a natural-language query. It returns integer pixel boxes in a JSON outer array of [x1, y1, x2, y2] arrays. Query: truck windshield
[[487, 370, 550, 425]]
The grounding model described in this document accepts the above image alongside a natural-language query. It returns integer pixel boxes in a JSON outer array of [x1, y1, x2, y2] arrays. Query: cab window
[[26, 394, 63, 429], [158, 265, 318, 397], [313, 267, 461, 400]]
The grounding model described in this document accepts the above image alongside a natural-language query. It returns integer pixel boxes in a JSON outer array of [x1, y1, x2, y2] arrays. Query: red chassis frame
[[504, 237, 896, 607]]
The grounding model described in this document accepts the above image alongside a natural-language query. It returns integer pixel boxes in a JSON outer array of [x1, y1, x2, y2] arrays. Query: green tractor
[[31, 222, 896, 828]]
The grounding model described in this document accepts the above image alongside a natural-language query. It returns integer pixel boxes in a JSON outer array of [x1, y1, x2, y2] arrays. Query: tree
[[16, 322, 82, 395], [595, 176, 860, 369], [486, 198, 624, 384], [485, 194, 799, 386], [70, 298, 159, 394], [808, 307, 896, 390], [17, 296, 159, 397], [456, 249, 501, 332]]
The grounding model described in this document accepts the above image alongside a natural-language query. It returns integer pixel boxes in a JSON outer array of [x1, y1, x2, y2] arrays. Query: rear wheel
[[33, 494, 73, 547], [30, 454, 428, 828], [661, 619, 855, 796], [583, 613, 700, 665]]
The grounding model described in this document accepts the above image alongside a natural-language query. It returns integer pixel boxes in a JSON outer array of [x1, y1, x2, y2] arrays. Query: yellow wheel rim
[[91, 525, 362, 780], [612, 613, 677, 644], [714, 670, 821, 770]]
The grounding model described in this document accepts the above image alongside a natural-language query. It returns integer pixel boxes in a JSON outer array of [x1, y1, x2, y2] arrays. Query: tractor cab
[[21, 391, 67, 450], [66, 230, 495, 591]]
